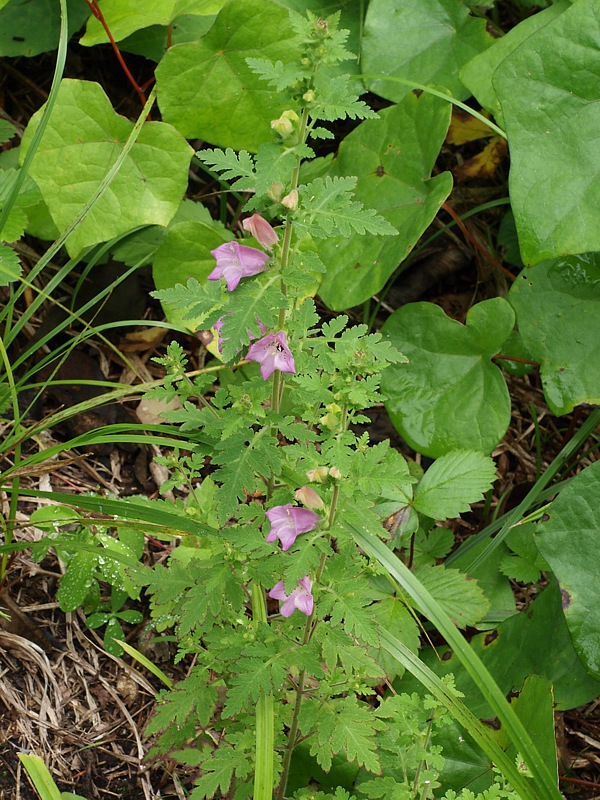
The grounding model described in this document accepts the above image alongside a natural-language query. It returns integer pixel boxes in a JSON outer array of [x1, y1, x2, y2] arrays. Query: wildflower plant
[[137, 11, 536, 800]]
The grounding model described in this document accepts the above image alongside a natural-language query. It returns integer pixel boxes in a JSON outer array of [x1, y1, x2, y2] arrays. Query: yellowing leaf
[[447, 108, 495, 144], [455, 136, 507, 182]]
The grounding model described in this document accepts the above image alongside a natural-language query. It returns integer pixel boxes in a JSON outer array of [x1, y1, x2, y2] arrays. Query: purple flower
[[209, 241, 270, 291], [269, 576, 314, 618], [247, 331, 295, 380], [242, 214, 278, 249], [265, 504, 321, 550]]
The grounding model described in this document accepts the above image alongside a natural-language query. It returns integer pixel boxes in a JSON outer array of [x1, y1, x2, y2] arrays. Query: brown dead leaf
[[119, 326, 168, 352], [454, 137, 508, 182]]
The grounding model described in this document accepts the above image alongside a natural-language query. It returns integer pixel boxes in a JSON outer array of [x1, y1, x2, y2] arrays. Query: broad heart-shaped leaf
[[381, 298, 514, 457], [317, 95, 452, 310], [0, 0, 90, 57], [361, 0, 493, 102], [152, 217, 233, 331], [155, 0, 297, 152], [493, 0, 600, 265], [508, 254, 600, 415], [460, 0, 570, 126], [80, 0, 223, 46], [413, 450, 496, 520], [535, 461, 600, 680], [20, 80, 193, 258]]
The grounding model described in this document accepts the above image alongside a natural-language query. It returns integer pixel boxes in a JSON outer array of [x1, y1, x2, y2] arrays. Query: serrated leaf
[[297, 175, 397, 240], [20, 79, 192, 257], [216, 276, 286, 362], [155, 0, 297, 151], [146, 666, 217, 735], [413, 450, 496, 519], [0, 119, 16, 144], [197, 147, 256, 190], [300, 696, 384, 774], [0, 242, 21, 284], [382, 298, 514, 457], [192, 740, 252, 799], [213, 428, 282, 520], [223, 656, 287, 717], [414, 564, 489, 628], [493, 0, 600, 264]]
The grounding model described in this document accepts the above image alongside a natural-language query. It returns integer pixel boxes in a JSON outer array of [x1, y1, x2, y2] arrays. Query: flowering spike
[[242, 214, 278, 249], [265, 504, 320, 550], [247, 331, 295, 380], [269, 576, 314, 617], [209, 241, 270, 291]]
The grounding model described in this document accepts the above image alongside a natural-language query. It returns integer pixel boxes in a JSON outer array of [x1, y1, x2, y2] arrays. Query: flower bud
[[306, 466, 329, 483], [281, 189, 298, 210], [271, 110, 300, 140], [295, 486, 325, 510], [242, 214, 278, 249], [303, 89, 315, 103], [268, 182, 285, 202], [329, 467, 342, 480]]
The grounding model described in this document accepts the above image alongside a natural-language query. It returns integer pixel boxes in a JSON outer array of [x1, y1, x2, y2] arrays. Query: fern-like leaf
[[297, 176, 397, 239], [196, 147, 256, 191], [299, 696, 384, 773]]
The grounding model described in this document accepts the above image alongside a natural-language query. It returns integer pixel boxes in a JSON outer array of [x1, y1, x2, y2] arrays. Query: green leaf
[[362, 0, 493, 102], [0, 119, 16, 144], [414, 564, 490, 629], [493, 0, 600, 264], [0, 242, 21, 284], [413, 450, 496, 519], [402, 582, 600, 715], [80, 0, 224, 46], [535, 461, 600, 679], [299, 696, 384, 774], [155, 0, 297, 151], [499, 675, 558, 785], [381, 298, 514, 457], [152, 218, 233, 330], [18, 754, 62, 800], [20, 79, 192, 257], [192, 737, 253, 799], [57, 550, 99, 612], [0, 0, 90, 57], [317, 95, 452, 310], [460, 1, 571, 125], [145, 666, 217, 735], [508, 255, 600, 415]]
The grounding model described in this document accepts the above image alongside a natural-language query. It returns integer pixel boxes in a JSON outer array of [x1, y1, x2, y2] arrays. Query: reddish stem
[[84, 0, 148, 109], [442, 202, 516, 282]]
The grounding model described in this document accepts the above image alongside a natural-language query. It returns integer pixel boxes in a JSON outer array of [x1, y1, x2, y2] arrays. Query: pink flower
[[265, 504, 321, 550], [269, 576, 314, 617], [209, 241, 270, 291], [242, 214, 278, 249], [247, 331, 295, 380]]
